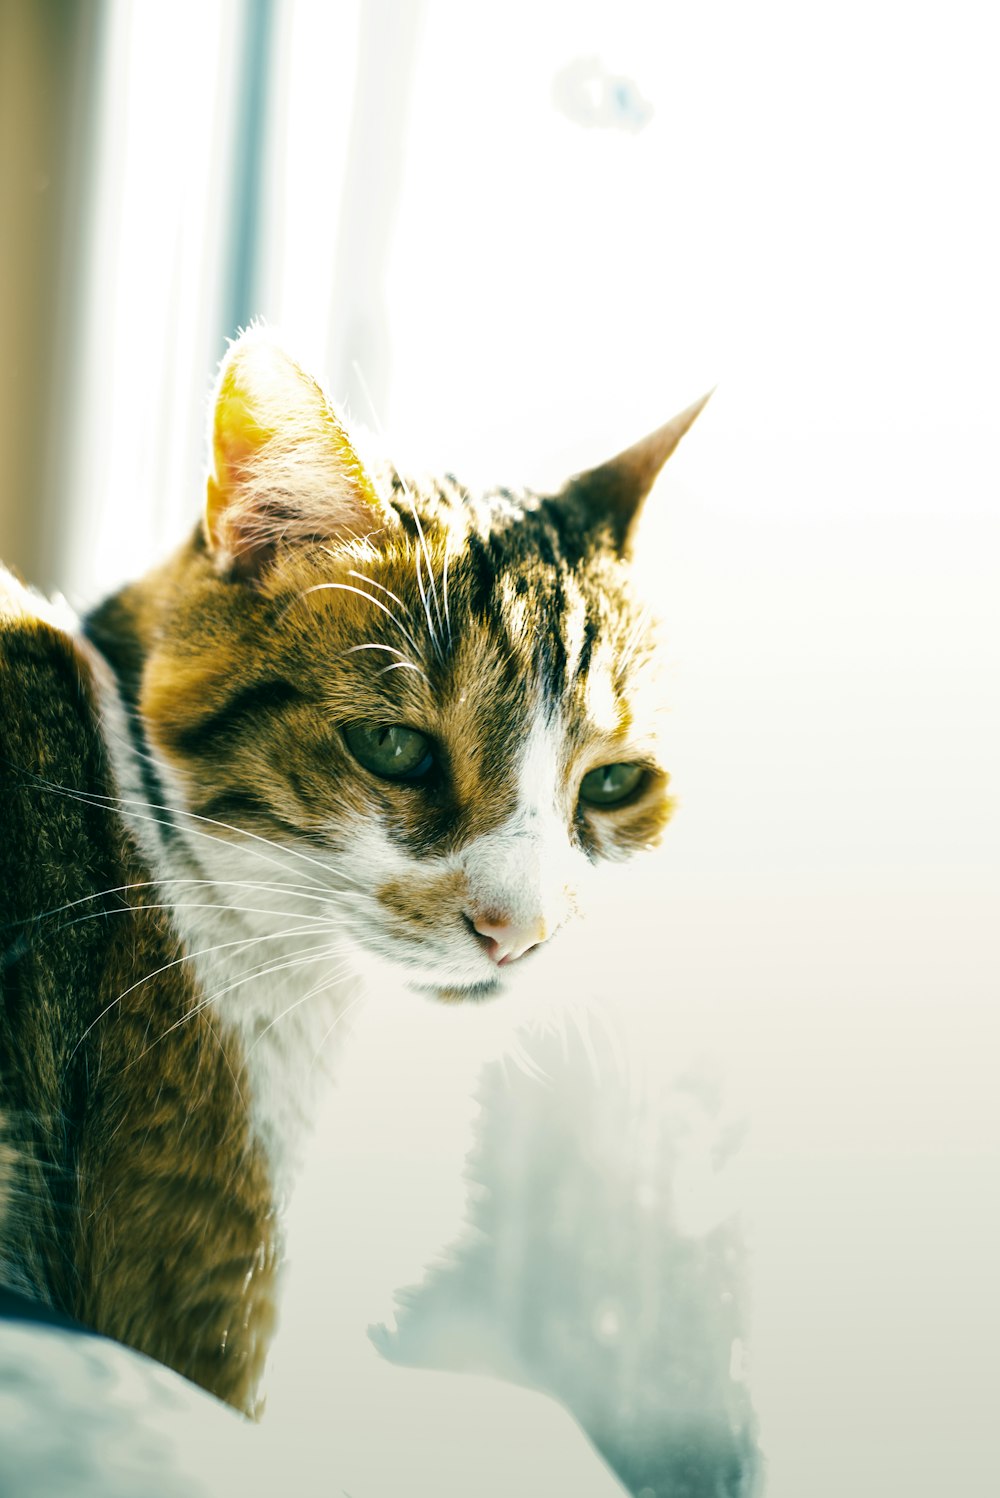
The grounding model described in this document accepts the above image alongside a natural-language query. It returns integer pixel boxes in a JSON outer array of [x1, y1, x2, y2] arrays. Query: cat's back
[[1, 568, 158, 1304]]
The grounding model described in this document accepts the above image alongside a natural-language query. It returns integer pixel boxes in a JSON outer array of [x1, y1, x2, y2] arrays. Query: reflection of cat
[[385, 1025, 759, 1496], [0, 328, 707, 1417]]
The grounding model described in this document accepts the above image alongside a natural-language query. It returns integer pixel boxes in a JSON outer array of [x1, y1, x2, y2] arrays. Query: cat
[[0, 327, 708, 1426]]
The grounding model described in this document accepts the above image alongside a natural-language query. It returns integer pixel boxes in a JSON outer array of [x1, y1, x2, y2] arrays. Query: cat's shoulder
[[0, 563, 106, 833], [0, 563, 130, 960], [0, 563, 98, 713], [0, 564, 91, 706]]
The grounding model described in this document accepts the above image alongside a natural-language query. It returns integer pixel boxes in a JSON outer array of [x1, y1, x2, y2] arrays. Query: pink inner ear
[[215, 422, 256, 486], [203, 332, 388, 578], [205, 398, 281, 574]]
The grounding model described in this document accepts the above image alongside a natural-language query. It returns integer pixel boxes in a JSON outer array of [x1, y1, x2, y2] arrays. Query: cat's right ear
[[204, 328, 384, 580], [559, 391, 713, 557]]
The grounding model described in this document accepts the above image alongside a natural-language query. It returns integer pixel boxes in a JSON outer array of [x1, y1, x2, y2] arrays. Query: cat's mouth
[[343, 922, 508, 1002], [378, 922, 547, 1006]]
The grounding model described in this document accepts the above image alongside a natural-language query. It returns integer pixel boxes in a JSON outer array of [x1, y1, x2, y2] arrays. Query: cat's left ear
[[558, 391, 713, 557], [205, 328, 384, 579]]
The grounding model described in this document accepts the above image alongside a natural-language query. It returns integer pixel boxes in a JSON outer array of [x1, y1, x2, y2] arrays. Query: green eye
[[579, 762, 646, 808], [344, 723, 435, 781]]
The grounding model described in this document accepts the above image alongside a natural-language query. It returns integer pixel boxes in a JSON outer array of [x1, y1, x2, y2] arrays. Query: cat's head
[[136, 330, 709, 1001]]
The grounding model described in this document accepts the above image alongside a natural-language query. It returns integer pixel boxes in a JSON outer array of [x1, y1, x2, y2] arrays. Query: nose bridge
[[466, 820, 548, 925]]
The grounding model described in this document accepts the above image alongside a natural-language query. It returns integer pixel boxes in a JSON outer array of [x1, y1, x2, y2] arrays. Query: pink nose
[[469, 911, 547, 966]]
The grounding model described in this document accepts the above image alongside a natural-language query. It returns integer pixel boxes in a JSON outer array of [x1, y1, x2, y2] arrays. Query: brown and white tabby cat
[[0, 329, 707, 1421]]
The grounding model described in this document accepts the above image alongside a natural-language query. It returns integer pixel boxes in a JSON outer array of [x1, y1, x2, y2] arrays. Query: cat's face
[[137, 332, 706, 1001]]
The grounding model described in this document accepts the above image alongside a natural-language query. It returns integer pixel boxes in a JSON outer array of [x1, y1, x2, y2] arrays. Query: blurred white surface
[[0, 1316, 630, 1498]]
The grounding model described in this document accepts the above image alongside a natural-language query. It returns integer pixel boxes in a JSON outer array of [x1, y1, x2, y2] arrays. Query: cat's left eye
[[579, 762, 647, 808], [343, 722, 435, 782]]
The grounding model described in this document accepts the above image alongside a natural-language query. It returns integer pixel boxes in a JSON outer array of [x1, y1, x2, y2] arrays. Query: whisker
[[22, 769, 361, 891], [345, 571, 412, 622], [442, 543, 453, 651], [414, 546, 440, 659], [346, 361, 443, 657], [203, 1013, 248, 1111], [21, 771, 330, 890], [243, 962, 356, 1059], [7, 876, 353, 931], [308, 989, 367, 1069], [395, 473, 444, 662], [294, 582, 422, 658], [31, 717, 355, 891], [377, 661, 427, 678], [40, 899, 332, 945], [344, 642, 410, 661], [131, 943, 352, 1064], [68, 925, 340, 1062], [343, 642, 429, 684]]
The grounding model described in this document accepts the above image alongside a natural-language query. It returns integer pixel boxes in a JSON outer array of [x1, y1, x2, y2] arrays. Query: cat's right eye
[[578, 761, 647, 808], [343, 722, 435, 782]]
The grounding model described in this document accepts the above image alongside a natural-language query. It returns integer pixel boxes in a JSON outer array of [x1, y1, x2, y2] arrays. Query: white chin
[[352, 937, 501, 999], [409, 975, 505, 1004]]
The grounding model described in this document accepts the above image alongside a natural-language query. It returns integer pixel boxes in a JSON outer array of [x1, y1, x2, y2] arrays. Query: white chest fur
[[169, 868, 362, 1205]]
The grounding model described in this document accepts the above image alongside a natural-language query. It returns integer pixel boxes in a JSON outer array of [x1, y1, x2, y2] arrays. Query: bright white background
[[41, 3, 1000, 1495]]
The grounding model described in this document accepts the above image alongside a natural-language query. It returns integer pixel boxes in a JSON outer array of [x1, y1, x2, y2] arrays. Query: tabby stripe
[[195, 792, 307, 843], [172, 679, 302, 754], [79, 611, 181, 849], [464, 533, 498, 617], [127, 702, 180, 848], [575, 611, 599, 684], [537, 573, 569, 703]]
